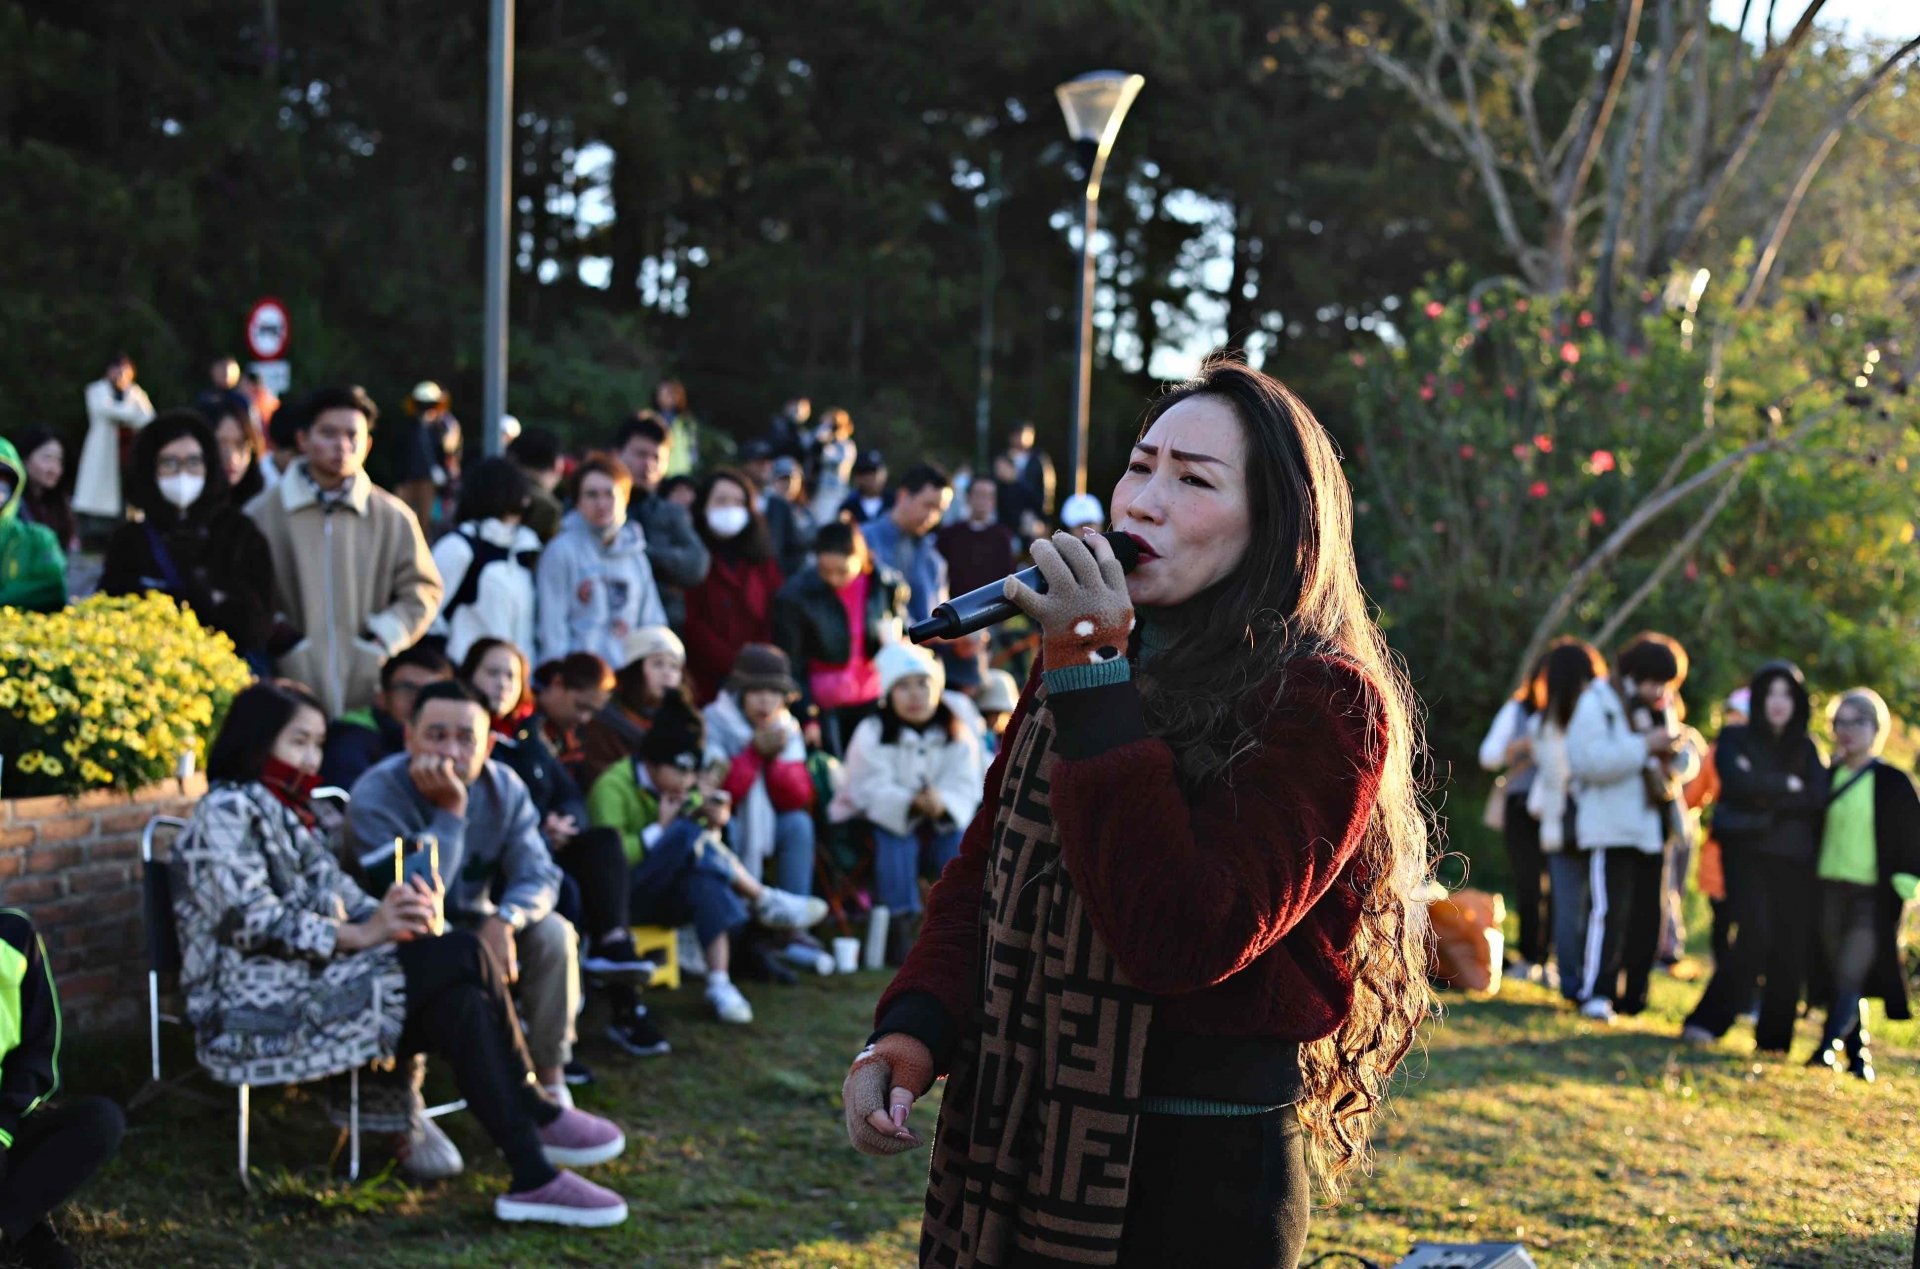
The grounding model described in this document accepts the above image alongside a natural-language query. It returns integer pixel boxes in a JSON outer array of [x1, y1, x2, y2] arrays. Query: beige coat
[[246, 461, 442, 717]]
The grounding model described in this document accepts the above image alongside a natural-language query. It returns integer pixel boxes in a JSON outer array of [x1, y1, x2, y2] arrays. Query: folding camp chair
[[135, 804, 464, 1190]]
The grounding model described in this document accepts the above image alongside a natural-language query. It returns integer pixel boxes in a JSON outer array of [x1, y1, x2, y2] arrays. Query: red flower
[[1528, 480, 1549, 499], [1560, 342, 1581, 364], [1534, 434, 1554, 453], [1590, 509, 1606, 526], [1458, 445, 1476, 459], [1349, 351, 1367, 367], [1512, 443, 1531, 459], [1578, 311, 1594, 327], [1684, 560, 1699, 581], [1615, 380, 1631, 395], [1503, 383, 1518, 399], [1468, 301, 1482, 314], [1494, 308, 1507, 320], [1424, 300, 1445, 318], [1515, 299, 1530, 312], [1432, 520, 1447, 534], [1589, 449, 1616, 474], [1419, 385, 1436, 401], [1390, 573, 1408, 591], [1451, 382, 1465, 397]]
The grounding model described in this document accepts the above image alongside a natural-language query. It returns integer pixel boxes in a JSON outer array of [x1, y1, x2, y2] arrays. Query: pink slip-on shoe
[[539, 1107, 626, 1166], [494, 1170, 628, 1227]]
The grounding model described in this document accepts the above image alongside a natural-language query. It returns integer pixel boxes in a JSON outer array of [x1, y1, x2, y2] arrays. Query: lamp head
[[1054, 71, 1145, 155]]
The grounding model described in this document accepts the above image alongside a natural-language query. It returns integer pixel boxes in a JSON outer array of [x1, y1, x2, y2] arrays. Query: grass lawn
[[54, 964, 1918, 1267]]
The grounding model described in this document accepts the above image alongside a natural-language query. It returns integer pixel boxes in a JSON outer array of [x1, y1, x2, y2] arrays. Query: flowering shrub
[[1344, 265, 1920, 759], [0, 593, 252, 798]]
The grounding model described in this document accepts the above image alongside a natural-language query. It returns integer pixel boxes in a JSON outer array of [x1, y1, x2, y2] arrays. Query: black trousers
[[1584, 847, 1665, 1013], [1818, 880, 1879, 1047], [554, 827, 631, 942], [1502, 792, 1552, 965], [1115, 1106, 1309, 1269], [0, 1096, 124, 1242], [397, 931, 561, 1192], [1685, 853, 1817, 1050]]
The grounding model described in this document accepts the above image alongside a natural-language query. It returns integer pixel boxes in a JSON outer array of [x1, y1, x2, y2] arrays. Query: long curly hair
[[1128, 356, 1434, 1195]]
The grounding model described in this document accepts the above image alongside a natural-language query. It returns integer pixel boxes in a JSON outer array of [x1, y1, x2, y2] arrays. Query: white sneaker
[[1579, 997, 1618, 1023], [394, 1113, 465, 1181], [754, 888, 829, 931], [544, 1082, 576, 1110], [706, 978, 754, 1024]]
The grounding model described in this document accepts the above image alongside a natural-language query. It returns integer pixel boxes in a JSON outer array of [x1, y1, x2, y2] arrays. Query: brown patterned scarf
[[921, 683, 1154, 1268]]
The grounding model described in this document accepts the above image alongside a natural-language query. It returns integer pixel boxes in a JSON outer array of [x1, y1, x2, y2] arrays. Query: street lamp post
[[481, 0, 514, 458], [1054, 70, 1144, 498]]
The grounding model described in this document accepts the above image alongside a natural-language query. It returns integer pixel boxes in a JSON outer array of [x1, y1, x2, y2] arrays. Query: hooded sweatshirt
[[0, 439, 66, 612], [534, 509, 668, 668], [1715, 661, 1827, 863], [100, 410, 277, 653]]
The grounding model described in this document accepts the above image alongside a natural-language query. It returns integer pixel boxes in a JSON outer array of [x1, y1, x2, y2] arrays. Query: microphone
[[908, 530, 1141, 644]]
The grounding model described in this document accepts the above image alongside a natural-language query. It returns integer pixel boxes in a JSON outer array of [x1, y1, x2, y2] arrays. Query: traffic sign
[[249, 360, 291, 396], [245, 297, 291, 361]]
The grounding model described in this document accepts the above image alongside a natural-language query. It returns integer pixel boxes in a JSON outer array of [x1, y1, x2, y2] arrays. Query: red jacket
[[877, 653, 1387, 1070], [683, 552, 785, 704], [721, 744, 815, 812]]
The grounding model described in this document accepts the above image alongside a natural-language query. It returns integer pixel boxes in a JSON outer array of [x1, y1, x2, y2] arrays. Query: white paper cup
[[833, 937, 861, 974]]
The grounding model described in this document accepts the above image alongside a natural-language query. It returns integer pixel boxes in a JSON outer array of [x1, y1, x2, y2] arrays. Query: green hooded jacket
[[0, 439, 66, 613]]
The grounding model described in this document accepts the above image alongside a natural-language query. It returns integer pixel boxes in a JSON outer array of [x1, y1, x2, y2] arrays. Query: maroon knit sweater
[[875, 652, 1387, 1074]]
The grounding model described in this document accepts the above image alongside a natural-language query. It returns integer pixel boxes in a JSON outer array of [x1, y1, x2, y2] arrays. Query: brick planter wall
[[0, 775, 208, 1031]]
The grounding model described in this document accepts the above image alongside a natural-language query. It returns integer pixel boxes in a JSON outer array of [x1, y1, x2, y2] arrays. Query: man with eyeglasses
[[346, 679, 582, 1107]]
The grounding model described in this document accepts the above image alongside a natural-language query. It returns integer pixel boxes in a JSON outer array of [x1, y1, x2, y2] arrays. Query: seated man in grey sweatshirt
[[346, 678, 581, 1105]]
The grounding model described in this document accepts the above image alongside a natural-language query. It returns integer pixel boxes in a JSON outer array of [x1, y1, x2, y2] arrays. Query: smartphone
[[393, 833, 444, 939]]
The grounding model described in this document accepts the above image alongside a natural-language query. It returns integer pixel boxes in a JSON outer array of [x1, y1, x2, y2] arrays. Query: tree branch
[[1738, 33, 1920, 312], [1590, 463, 1747, 649], [1650, 0, 1829, 277]]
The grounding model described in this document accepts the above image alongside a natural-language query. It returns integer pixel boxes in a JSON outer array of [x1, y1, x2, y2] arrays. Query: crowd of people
[[1481, 633, 1918, 1080], [0, 353, 1062, 1252]]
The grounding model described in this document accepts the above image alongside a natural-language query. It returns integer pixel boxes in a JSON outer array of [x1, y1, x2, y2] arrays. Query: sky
[[1710, 0, 1912, 43]]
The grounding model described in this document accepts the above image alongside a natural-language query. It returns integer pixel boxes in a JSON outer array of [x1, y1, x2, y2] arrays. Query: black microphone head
[[1102, 529, 1142, 572]]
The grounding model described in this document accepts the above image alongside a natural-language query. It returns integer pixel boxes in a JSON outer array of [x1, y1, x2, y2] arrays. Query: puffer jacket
[[534, 510, 668, 667], [1561, 676, 1701, 853], [172, 782, 405, 1087], [829, 699, 984, 837]]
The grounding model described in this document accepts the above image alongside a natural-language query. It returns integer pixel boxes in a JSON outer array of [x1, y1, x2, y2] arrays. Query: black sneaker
[[563, 1058, 597, 1086], [581, 932, 659, 980], [605, 1007, 672, 1057]]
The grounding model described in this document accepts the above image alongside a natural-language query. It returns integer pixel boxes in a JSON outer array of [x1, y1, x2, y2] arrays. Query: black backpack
[[444, 523, 538, 623]]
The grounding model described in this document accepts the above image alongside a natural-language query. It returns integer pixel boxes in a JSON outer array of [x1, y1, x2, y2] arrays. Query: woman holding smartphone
[[173, 681, 631, 1226], [841, 360, 1432, 1268]]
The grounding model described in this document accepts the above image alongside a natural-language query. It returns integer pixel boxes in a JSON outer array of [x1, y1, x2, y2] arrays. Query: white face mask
[[706, 505, 750, 538], [159, 473, 205, 509]]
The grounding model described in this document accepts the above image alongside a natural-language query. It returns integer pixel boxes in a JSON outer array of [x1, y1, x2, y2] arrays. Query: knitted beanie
[[726, 643, 799, 699], [876, 641, 943, 703], [637, 696, 705, 770], [623, 624, 685, 669]]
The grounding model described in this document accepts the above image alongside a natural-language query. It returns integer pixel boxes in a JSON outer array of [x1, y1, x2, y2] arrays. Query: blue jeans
[[772, 809, 816, 896], [630, 822, 749, 947], [872, 826, 962, 917], [1546, 848, 1593, 1003]]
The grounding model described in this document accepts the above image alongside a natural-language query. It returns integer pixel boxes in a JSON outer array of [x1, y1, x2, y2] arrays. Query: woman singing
[[841, 359, 1431, 1268]]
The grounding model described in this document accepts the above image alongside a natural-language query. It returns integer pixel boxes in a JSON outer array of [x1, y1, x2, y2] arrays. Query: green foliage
[[1351, 264, 1920, 765]]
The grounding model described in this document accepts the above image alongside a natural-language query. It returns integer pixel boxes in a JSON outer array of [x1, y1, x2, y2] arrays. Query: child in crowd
[[577, 626, 690, 789], [974, 668, 1019, 755], [701, 645, 817, 896], [830, 643, 984, 962], [587, 698, 827, 1026]]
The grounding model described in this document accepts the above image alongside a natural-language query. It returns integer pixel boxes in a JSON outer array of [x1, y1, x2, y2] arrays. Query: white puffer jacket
[[1561, 677, 1667, 853], [829, 696, 984, 837]]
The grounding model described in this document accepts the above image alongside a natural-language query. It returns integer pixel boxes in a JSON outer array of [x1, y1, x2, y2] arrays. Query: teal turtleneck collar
[[1134, 609, 1177, 666]]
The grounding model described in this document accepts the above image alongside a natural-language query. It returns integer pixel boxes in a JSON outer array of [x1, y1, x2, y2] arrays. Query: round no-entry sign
[[245, 298, 291, 361]]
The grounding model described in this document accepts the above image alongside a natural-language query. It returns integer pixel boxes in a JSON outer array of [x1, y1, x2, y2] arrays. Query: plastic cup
[[833, 937, 861, 974]]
